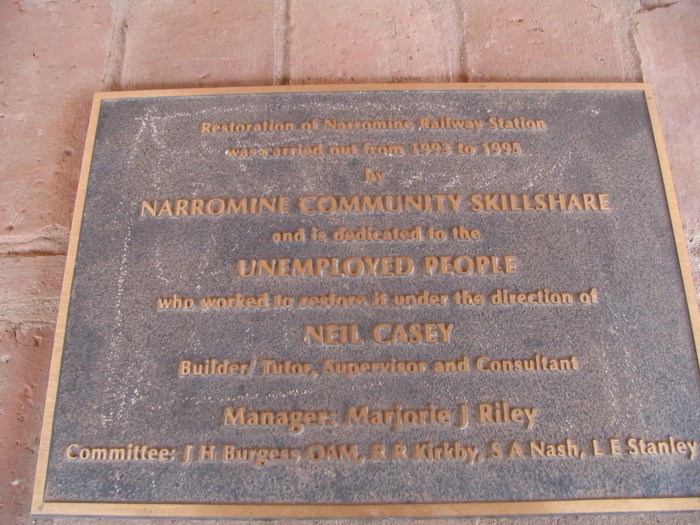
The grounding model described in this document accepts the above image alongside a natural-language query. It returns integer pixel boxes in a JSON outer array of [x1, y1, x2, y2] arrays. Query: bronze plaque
[[33, 84, 700, 518]]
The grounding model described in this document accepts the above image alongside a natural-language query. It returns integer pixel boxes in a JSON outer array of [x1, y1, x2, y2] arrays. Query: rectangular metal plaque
[[33, 84, 700, 518]]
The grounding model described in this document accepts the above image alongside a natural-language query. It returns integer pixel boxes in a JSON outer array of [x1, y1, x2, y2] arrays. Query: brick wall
[[1, 1, 698, 523]]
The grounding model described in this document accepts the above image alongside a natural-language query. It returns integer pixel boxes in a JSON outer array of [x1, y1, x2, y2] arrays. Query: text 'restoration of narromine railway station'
[[33, 85, 700, 519]]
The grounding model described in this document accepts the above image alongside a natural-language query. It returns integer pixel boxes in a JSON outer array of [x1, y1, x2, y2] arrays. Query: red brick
[[288, 0, 463, 83], [465, 0, 640, 82], [120, 0, 276, 89], [0, 326, 54, 525], [0, 255, 63, 523], [0, 256, 65, 329], [0, 0, 112, 240], [634, 0, 700, 295]]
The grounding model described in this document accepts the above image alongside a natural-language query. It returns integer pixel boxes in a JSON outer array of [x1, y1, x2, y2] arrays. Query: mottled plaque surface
[[33, 84, 700, 518]]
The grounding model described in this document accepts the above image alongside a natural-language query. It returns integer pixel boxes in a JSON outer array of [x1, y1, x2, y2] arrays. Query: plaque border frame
[[32, 82, 700, 518]]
